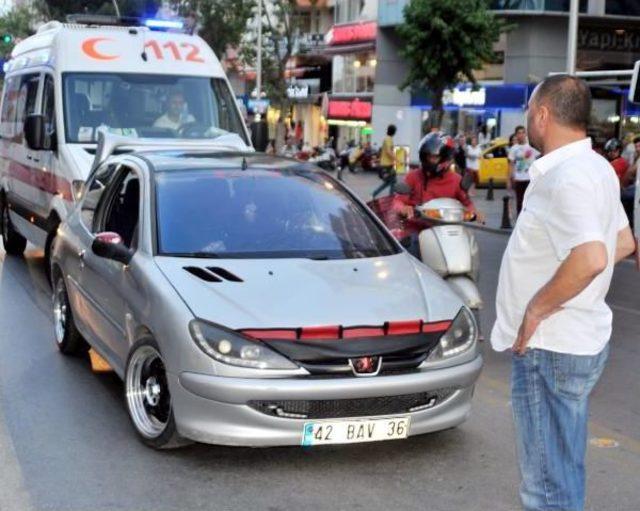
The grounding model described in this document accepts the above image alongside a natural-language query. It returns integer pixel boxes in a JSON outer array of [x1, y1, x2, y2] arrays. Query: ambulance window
[[41, 75, 57, 150], [14, 73, 40, 144], [0, 76, 19, 139]]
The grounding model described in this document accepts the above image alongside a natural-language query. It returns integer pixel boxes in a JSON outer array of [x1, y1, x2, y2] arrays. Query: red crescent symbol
[[82, 38, 119, 60]]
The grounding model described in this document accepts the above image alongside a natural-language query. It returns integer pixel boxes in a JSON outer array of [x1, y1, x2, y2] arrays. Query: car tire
[[44, 227, 58, 285], [1, 195, 26, 256], [52, 272, 89, 355], [124, 337, 191, 449]]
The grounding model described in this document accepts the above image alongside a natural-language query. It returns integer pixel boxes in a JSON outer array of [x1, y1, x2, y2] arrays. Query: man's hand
[[400, 205, 414, 219], [475, 210, 486, 224], [512, 304, 562, 355]]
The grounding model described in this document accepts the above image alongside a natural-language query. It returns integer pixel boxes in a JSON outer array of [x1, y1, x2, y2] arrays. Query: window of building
[[606, 0, 640, 16], [332, 53, 376, 94], [334, 0, 365, 24], [489, 0, 586, 11]]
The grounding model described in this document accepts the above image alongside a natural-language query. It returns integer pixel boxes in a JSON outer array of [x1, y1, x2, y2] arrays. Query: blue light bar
[[144, 18, 184, 30]]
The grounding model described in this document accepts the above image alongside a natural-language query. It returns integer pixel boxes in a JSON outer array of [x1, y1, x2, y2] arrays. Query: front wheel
[[1, 196, 26, 255], [52, 273, 89, 355], [124, 338, 189, 449]]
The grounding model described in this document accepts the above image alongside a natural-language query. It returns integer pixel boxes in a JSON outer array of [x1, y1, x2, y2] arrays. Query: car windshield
[[63, 73, 247, 144], [155, 169, 399, 259]]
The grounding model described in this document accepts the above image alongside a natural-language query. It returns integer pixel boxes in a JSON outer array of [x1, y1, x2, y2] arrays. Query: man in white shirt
[[508, 125, 538, 216], [154, 90, 195, 131], [491, 75, 636, 511]]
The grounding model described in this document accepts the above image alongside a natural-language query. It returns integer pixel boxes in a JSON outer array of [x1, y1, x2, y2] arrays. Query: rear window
[[155, 169, 399, 260]]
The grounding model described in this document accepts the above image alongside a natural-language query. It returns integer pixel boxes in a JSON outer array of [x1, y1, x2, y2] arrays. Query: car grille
[[300, 352, 429, 377], [248, 388, 457, 420]]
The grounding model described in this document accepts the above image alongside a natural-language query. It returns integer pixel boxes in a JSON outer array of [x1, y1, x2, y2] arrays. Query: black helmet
[[604, 138, 622, 153], [418, 132, 455, 176]]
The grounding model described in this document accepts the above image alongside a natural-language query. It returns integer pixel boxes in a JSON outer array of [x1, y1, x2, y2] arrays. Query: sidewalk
[[338, 170, 516, 234]]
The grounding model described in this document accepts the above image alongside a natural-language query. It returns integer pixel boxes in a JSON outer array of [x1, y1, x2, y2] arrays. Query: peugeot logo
[[349, 356, 382, 377]]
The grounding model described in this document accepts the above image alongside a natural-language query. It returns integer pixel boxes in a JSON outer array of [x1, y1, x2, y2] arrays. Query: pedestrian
[[477, 124, 490, 148], [491, 75, 637, 511], [622, 132, 636, 167], [372, 124, 397, 198], [464, 135, 482, 195], [604, 138, 629, 187], [508, 125, 538, 217], [454, 134, 467, 175], [508, 133, 516, 148]]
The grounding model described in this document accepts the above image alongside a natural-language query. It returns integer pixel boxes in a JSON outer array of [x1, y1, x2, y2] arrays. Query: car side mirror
[[24, 114, 57, 151], [92, 232, 133, 265]]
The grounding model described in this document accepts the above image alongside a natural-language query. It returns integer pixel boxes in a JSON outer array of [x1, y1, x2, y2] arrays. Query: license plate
[[301, 416, 410, 446]]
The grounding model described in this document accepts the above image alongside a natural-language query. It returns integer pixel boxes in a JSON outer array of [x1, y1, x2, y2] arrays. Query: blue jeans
[[511, 346, 609, 511]]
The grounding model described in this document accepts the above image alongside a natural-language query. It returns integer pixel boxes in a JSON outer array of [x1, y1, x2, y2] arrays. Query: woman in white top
[[465, 135, 482, 194], [477, 125, 491, 148]]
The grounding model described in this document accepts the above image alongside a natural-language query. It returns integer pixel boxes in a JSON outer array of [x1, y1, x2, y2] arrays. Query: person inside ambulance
[[154, 90, 195, 131], [397, 132, 483, 223]]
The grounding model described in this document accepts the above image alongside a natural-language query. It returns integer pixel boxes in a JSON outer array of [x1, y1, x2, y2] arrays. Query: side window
[[101, 168, 140, 249], [15, 73, 40, 144], [0, 76, 19, 139], [42, 75, 56, 149], [80, 164, 118, 231]]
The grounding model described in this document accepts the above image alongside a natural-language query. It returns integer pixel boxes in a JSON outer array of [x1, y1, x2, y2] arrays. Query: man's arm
[[615, 225, 636, 263], [512, 241, 608, 354]]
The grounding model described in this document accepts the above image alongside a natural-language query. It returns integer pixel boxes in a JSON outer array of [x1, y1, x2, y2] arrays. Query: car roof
[[134, 150, 313, 173]]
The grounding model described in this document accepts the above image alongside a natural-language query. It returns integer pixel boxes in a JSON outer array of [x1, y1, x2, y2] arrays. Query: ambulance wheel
[[1, 195, 26, 256]]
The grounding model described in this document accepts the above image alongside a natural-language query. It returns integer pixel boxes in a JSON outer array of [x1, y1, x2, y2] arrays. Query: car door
[[79, 165, 141, 363], [8, 73, 41, 225]]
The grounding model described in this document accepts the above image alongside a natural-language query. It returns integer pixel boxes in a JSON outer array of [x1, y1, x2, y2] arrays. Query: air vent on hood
[[207, 267, 243, 282], [183, 266, 243, 283], [184, 266, 222, 283]]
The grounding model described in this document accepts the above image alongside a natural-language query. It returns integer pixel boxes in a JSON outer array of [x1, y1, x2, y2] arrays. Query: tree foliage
[[0, 6, 38, 59], [241, 0, 301, 109], [176, 0, 254, 58], [397, 0, 511, 128], [34, 0, 160, 21]]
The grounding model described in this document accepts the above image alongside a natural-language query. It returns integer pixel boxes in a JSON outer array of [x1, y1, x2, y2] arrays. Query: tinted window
[[63, 73, 247, 144], [102, 169, 140, 249], [42, 75, 56, 150], [155, 169, 399, 260]]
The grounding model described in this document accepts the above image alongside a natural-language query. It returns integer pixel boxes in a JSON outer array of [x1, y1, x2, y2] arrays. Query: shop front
[[410, 83, 530, 140], [325, 97, 373, 148]]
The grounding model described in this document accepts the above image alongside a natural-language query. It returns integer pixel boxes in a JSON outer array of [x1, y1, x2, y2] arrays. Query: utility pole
[[256, 0, 263, 103], [566, 0, 579, 74]]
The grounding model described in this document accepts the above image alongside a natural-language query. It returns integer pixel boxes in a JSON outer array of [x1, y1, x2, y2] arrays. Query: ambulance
[[0, 16, 250, 268]]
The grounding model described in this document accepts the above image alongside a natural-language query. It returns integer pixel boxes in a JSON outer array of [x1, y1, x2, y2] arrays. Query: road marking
[[590, 437, 620, 449]]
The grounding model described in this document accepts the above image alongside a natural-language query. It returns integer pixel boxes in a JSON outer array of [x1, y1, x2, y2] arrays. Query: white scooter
[[415, 198, 483, 326]]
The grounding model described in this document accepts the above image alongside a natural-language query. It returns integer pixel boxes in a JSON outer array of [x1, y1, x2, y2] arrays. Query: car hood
[[154, 253, 463, 330]]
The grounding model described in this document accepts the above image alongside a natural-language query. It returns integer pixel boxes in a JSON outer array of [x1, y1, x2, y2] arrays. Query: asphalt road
[[0, 231, 638, 511]]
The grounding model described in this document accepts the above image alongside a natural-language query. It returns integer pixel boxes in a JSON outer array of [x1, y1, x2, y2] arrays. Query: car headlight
[[427, 307, 477, 361], [189, 320, 298, 370]]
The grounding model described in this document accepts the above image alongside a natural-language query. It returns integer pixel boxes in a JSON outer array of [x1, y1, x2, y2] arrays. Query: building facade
[[375, 0, 640, 158]]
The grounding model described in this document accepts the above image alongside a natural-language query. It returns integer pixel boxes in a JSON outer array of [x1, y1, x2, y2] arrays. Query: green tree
[[177, 0, 254, 58], [397, 0, 511, 128], [0, 6, 37, 59]]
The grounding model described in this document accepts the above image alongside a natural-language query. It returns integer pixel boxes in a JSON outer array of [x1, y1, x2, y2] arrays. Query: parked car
[[50, 138, 483, 449], [477, 138, 509, 187]]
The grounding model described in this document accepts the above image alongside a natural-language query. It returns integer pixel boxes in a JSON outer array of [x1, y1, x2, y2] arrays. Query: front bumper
[[169, 354, 483, 447]]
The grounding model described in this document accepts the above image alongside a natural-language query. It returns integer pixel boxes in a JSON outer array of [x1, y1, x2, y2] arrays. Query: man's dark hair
[[387, 124, 397, 136], [634, 136, 640, 144], [533, 75, 592, 130], [514, 125, 525, 134]]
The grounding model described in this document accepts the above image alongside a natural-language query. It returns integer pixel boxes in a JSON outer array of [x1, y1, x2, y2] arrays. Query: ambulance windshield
[[63, 73, 247, 144]]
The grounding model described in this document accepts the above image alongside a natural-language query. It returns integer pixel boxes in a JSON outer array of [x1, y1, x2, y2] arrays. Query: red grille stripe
[[241, 329, 297, 340], [387, 320, 423, 335], [342, 327, 385, 339], [422, 321, 452, 333], [300, 325, 341, 340]]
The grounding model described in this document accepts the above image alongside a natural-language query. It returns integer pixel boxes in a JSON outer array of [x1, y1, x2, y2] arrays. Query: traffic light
[[1, 34, 13, 44]]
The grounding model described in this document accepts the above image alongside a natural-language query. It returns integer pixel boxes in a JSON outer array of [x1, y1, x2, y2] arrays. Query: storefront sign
[[411, 84, 527, 110], [579, 27, 640, 52], [443, 87, 486, 107], [247, 99, 270, 114], [326, 21, 377, 46], [287, 84, 310, 99], [327, 99, 372, 120]]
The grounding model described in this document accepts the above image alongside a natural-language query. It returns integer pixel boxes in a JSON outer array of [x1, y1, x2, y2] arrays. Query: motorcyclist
[[604, 138, 629, 186], [396, 132, 483, 222]]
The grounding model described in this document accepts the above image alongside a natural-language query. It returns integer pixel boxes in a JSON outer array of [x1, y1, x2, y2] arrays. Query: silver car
[[50, 150, 483, 449]]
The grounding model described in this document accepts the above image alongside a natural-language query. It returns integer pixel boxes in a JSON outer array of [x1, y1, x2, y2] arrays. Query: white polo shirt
[[491, 138, 629, 355]]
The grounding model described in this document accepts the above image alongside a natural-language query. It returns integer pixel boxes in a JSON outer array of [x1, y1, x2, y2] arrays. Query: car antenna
[[241, 156, 248, 170]]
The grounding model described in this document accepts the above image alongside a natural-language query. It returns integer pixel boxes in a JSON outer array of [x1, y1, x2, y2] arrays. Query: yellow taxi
[[477, 138, 509, 186]]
